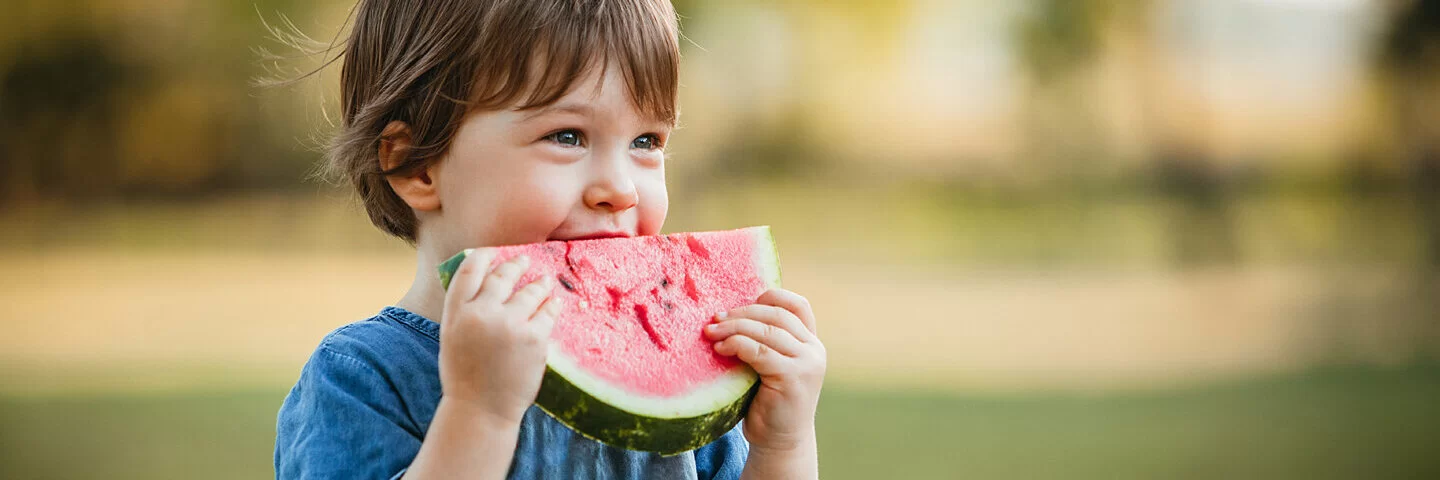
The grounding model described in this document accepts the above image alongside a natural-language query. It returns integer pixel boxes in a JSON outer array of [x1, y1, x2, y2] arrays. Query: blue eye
[[546, 130, 583, 147], [631, 134, 660, 150]]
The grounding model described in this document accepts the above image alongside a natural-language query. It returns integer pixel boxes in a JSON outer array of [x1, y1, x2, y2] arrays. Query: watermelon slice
[[437, 226, 781, 455]]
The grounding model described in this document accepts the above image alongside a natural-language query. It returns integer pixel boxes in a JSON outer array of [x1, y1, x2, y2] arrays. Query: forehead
[[506, 52, 676, 126], [515, 63, 672, 126]]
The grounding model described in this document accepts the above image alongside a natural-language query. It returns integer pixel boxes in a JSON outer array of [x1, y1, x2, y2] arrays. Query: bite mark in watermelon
[[437, 226, 782, 455]]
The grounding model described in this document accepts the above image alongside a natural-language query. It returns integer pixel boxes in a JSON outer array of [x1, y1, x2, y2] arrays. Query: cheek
[[492, 171, 579, 244], [636, 173, 668, 236], [442, 154, 575, 246]]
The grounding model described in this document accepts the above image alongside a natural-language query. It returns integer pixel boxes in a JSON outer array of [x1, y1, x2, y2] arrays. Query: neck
[[395, 246, 447, 323]]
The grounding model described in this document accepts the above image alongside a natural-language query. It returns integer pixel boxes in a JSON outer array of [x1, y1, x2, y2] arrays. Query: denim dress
[[275, 306, 749, 479]]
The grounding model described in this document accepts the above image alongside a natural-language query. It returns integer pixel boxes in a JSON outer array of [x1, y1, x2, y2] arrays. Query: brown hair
[[266, 0, 680, 243]]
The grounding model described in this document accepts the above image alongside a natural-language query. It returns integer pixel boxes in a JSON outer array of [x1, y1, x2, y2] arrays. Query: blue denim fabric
[[275, 306, 749, 480]]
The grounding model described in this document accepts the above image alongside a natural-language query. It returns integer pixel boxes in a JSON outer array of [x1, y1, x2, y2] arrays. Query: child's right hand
[[438, 248, 561, 424]]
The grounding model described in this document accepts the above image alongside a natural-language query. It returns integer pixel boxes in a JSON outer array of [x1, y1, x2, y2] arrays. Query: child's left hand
[[705, 289, 826, 454]]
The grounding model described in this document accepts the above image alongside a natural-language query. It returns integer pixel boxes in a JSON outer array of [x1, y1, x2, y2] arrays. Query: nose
[[583, 156, 638, 213]]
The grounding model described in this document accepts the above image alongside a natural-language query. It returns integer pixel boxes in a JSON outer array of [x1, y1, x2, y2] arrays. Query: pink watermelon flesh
[[487, 231, 765, 397]]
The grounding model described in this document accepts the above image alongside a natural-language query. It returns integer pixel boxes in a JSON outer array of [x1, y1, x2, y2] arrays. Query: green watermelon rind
[[436, 226, 780, 455]]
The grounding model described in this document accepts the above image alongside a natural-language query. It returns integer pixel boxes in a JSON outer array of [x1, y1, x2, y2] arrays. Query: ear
[[378, 121, 441, 212]]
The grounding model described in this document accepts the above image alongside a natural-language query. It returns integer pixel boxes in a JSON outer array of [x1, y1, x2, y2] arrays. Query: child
[[272, 0, 827, 478]]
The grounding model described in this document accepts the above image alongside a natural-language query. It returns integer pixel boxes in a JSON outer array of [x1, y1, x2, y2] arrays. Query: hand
[[704, 289, 826, 454], [439, 249, 561, 424]]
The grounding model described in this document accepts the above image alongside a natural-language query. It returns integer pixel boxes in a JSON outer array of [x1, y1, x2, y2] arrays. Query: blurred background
[[2, 0, 1439, 477]]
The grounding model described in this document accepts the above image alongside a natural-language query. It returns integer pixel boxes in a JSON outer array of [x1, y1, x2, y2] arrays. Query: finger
[[713, 334, 789, 376], [507, 276, 555, 316], [705, 318, 805, 356], [757, 289, 817, 336], [530, 297, 562, 338], [444, 248, 495, 308], [723, 303, 814, 343], [475, 254, 529, 304]]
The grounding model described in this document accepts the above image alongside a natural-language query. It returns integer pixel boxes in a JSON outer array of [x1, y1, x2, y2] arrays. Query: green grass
[[3, 366, 1439, 479], [819, 365, 1440, 479], [0, 390, 283, 480]]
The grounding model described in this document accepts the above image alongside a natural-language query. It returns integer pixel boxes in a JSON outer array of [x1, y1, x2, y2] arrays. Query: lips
[[548, 231, 633, 241]]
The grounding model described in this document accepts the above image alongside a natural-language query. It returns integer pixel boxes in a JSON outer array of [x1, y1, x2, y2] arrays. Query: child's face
[[427, 63, 671, 253]]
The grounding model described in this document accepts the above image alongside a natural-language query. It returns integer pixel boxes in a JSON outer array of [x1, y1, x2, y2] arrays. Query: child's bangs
[[469, 0, 679, 125]]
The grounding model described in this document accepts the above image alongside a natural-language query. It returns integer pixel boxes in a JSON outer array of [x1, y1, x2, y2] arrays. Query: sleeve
[[693, 423, 750, 480], [275, 346, 422, 480]]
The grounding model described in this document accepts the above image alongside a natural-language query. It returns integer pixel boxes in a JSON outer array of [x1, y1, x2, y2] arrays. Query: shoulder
[[282, 306, 443, 418], [276, 308, 438, 479], [312, 306, 440, 371], [277, 307, 443, 437]]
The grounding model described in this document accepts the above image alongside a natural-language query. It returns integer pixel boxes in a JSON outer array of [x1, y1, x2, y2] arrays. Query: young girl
[[272, 1, 826, 478]]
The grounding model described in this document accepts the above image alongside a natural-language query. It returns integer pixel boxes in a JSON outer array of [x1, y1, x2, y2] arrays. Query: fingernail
[[705, 324, 717, 332], [714, 311, 727, 321]]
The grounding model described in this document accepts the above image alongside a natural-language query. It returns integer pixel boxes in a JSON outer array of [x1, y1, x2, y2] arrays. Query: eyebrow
[[518, 102, 595, 123]]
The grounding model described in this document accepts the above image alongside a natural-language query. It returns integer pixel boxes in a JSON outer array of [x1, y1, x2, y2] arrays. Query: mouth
[[548, 231, 633, 242]]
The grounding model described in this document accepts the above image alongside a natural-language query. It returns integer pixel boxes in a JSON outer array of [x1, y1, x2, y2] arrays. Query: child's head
[[325, 0, 680, 256]]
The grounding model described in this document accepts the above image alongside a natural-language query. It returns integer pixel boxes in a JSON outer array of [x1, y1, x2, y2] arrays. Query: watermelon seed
[[557, 275, 576, 292], [559, 242, 597, 311]]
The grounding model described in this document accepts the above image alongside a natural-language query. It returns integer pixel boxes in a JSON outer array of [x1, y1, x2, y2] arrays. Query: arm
[[705, 289, 827, 480], [402, 250, 560, 479], [401, 397, 522, 479], [741, 435, 819, 480]]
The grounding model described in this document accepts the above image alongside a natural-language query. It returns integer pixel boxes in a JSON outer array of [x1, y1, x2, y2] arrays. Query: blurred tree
[[0, 0, 326, 205], [1015, 0, 1237, 267], [1014, 0, 1108, 176], [1379, 0, 1440, 269], [1155, 146, 1238, 267], [1017, 0, 1107, 84], [1375, 0, 1440, 357], [0, 32, 136, 203]]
